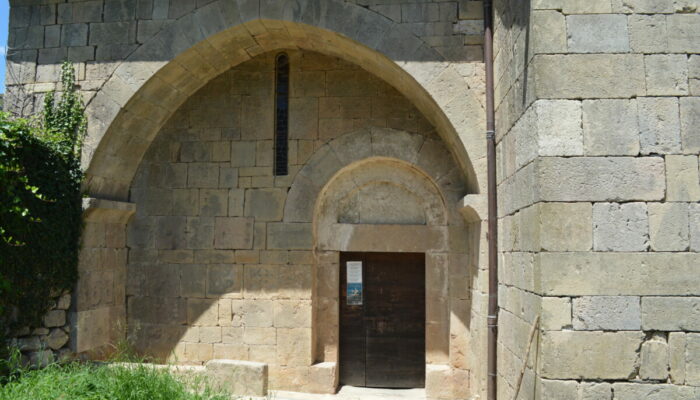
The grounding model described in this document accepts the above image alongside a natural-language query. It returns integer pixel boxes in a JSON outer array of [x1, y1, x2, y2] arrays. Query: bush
[[0, 62, 85, 355]]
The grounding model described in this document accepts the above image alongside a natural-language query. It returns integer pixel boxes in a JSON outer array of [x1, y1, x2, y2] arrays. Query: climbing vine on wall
[[0, 62, 86, 357]]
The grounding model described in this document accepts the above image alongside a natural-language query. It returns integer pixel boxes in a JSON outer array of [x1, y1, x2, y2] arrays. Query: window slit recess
[[274, 53, 290, 176]]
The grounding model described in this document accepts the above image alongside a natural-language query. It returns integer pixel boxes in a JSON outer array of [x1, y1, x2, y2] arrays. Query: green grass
[[0, 360, 232, 400]]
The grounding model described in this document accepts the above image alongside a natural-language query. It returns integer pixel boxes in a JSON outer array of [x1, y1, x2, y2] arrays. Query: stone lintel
[[82, 197, 136, 224]]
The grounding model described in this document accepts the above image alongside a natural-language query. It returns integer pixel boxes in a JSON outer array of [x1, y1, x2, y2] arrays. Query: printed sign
[[347, 261, 363, 305]]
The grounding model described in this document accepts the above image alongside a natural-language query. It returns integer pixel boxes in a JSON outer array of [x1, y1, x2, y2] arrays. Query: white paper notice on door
[[346, 261, 363, 305]]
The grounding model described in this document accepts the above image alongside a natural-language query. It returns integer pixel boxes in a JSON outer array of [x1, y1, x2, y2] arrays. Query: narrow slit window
[[274, 53, 290, 176]]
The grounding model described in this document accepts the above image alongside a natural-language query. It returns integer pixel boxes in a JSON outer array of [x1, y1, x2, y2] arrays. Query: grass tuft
[[0, 358, 232, 400]]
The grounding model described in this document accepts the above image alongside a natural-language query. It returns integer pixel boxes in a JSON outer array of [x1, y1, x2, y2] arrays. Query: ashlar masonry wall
[[126, 50, 479, 398], [495, 1, 700, 399]]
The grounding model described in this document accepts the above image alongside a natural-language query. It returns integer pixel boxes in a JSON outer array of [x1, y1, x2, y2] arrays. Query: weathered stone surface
[[540, 202, 591, 251], [539, 253, 700, 296], [541, 297, 571, 331], [46, 328, 69, 350], [56, 293, 71, 310], [266, 223, 312, 250], [640, 335, 669, 381], [642, 297, 700, 331], [538, 379, 577, 400], [531, 10, 567, 54], [244, 188, 286, 221], [578, 382, 612, 400], [691, 203, 700, 252], [534, 54, 645, 99], [44, 310, 66, 328], [567, 15, 629, 53], [628, 15, 668, 53], [680, 97, 700, 153], [205, 359, 268, 397], [214, 217, 254, 250], [539, 157, 665, 202], [667, 14, 700, 53], [582, 99, 639, 156], [540, 331, 643, 379], [638, 97, 681, 155], [687, 334, 700, 386], [426, 364, 452, 400], [611, 0, 675, 13], [613, 383, 700, 400], [536, 100, 583, 156], [645, 54, 688, 96], [593, 202, 648, 252], [669, 333, 686, 385], [666, 155, 700, 201], [573, 296, 641, 331], [648, 203, 689, 252]]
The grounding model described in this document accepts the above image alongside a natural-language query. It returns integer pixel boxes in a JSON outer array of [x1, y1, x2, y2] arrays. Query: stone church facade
[[5, 0, 700, 399]]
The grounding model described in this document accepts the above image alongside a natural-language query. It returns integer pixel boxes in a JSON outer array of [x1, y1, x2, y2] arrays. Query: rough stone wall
[[495, 1, 700, 399], [126, 50, 474, 396], [9, 292, 72, 366]]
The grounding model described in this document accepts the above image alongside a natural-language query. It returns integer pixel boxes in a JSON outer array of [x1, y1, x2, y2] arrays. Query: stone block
[[534, 54, 645, 99], [289, 97, 318, 140], [212, 343, 248, 360], [680, 97, 700, 153], [228, 189, 245, 217], [539, 379, 578, 400], [267, 223, 312, 250], [104, 0, 136, 22], [629, 14, 668, 54], [199, 327, 222, 344], [89, 22, 136, 45], [207, 264, 242, 297], [640, 335, 669, 381], [44, 310, 66, 328], [425, 364, 452, 400], [541, 297, 572, 331], [172, 189, 199, 216], [540, 331, 643, 379], [567, 15, 629, 53], [188, 163, 219, 188], [180, 264, 206, 297], [61, 23, 87, 47], [244, 265, 278, 299], [539, 253, 700, 296], [648, 203, 689, 252], [276, 328, 312, 366], [155, 216, 187, 249], [274, 300, 312, 328], [185, 343, 213, 362], [205, 360, 268, 397], [642, 297, 700, 331], [691, 204, 700, 252], [214, 217, 254, 249], [592, 202, 648, 252], [638, 97, 681, 155], [583, 99, 639, 156], [458, 1, 483, 20], [536, 100, 583, 156], [578, 382, 612, 400], [308, 362, 337, 394], [612, 383, 700, 400], [572, 296, 641, 331], [539, 157, 665, 202], [244, 188, 286, 221], [231, 141, 257, 167], [667, 14, 700, 53], [187, 298, 218, 326], [540, 202, 592, 251], [666, 155, 700, 201], [612, 0, 675, 13], [531, 10, 567, 54], [686, 334, 700, 386], [58, 1, 102, 23], [669, 333, 686, 384], [645, 54, 688, 96], [243, 327, 276, 346]]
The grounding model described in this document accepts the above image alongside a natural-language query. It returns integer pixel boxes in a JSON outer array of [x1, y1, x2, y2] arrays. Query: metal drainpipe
[[483, 0, 499, 399]]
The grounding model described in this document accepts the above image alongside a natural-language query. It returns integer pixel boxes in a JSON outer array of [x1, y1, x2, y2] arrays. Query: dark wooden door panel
[[339, 252, 425, 389]]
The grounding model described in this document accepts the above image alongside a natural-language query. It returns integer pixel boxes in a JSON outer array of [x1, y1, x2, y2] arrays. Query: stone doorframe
[[280, 128, 474, 396]]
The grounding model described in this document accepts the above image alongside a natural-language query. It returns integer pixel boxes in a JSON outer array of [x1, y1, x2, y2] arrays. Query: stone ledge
[[82, 197, 136, 224]]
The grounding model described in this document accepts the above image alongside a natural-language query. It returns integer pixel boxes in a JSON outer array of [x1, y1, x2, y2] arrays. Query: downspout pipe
[[483, 0, 499, 400]]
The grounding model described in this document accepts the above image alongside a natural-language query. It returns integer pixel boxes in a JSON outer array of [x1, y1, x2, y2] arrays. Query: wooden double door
[[339, 252, 426, 388]]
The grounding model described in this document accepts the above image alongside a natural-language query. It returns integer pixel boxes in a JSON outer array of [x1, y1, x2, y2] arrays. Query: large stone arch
[[82, 0, 484, 200]]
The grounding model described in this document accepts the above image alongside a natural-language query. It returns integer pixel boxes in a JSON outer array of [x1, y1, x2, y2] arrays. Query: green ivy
[[0, 62, 86, 361]]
